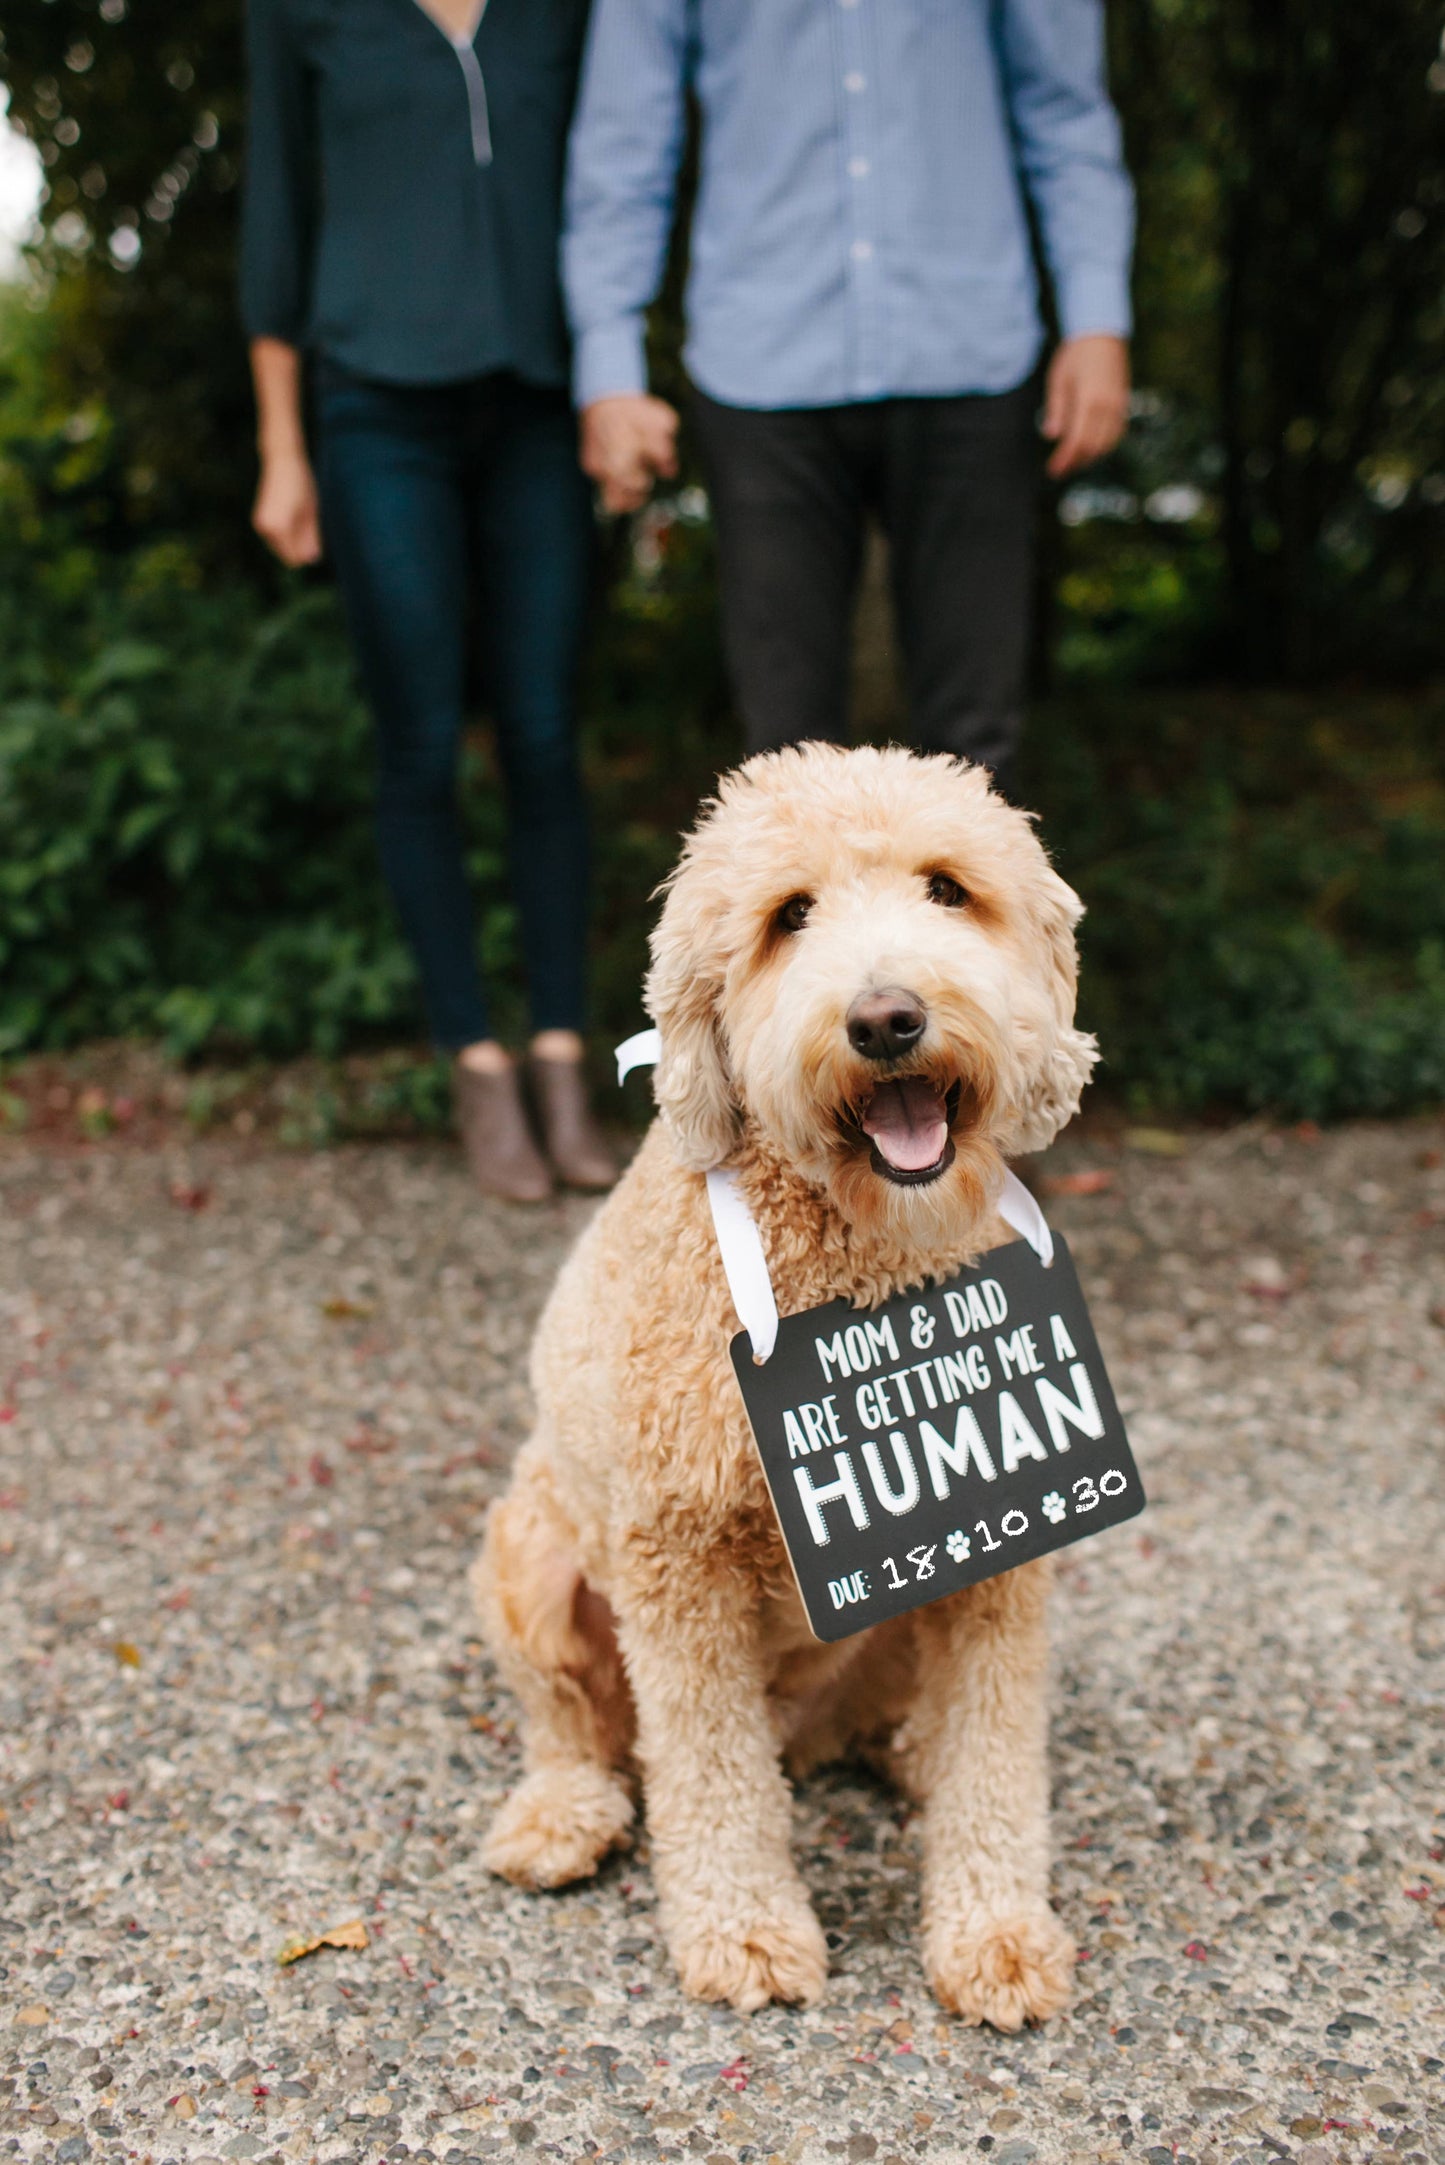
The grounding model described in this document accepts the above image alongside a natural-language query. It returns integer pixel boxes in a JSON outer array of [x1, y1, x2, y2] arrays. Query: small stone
[[14, 2007, 48, 2027]]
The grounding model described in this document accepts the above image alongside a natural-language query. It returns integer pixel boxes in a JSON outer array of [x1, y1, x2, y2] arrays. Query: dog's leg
[[472, 1469, 635, 1890], [617, 1550, 828, 2013], [904, 1561, 1075, 2029]]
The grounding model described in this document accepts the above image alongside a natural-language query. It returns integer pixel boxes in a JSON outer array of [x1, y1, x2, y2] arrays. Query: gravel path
[[2, 1116, 1443, 2165]]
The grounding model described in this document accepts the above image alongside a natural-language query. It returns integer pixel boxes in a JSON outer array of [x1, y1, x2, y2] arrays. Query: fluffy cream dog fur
[[473, 744, 1098, 2026]]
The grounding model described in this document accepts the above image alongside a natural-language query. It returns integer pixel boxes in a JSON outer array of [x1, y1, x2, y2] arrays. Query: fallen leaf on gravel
[[1124, 1126, 1189, 1156], [1041, 1168, 1115, 1196], [112, 1641, 141, 1668], [15, 2005, 48, 2025], [322, 1298, 373, 1320], [168, 1181, 211, 1211], [276, 1919, 369, 1966], [308, 1453, 335, 1488]]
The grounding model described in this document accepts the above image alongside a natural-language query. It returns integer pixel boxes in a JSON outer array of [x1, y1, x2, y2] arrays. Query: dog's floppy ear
[[1006, 864, 1099, 1154], [644, 859, 740, 1170]]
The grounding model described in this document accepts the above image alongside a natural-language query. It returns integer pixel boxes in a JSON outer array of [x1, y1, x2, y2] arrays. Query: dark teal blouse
[[241, 0, 588, 387]]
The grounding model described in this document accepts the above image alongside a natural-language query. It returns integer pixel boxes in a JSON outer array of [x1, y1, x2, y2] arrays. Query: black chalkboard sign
[[730, 1233, 1143, 1642]]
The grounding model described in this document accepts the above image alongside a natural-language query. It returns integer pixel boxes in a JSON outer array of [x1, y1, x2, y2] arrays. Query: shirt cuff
[[573, 318, 649, 408], [1055, 263, 1133, 344]]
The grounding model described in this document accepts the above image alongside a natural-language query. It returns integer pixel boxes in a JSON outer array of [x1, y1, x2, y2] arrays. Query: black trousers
[[690, 380, 1038, 787]]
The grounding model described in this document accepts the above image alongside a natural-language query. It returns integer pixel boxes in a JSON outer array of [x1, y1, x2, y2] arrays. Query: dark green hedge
[[2, 524, 1441, 1121]]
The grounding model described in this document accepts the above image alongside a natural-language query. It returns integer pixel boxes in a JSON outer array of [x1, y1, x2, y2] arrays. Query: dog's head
[[645, 745, 1096, 1235]]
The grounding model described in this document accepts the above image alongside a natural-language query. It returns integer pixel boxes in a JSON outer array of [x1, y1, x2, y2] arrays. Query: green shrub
[[1023, 687, 1445, 1119], [0, 568, 433, 1055], [0, 509, 734, 1063], [1, 514, 1441, 1120]]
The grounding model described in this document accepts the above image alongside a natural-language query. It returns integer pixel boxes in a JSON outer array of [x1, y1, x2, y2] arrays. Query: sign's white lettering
[[735, 1234, 1144, 1642], [941, 1280, 1008, 1337], [792, 1450, 871, 1546], [815, 1314, 901, 1381]]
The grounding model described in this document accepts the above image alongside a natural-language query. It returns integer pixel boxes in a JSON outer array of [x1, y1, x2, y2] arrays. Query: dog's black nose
[[846, 988, 927, 1062]]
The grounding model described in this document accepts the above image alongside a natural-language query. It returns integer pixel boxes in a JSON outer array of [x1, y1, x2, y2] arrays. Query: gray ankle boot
[[454, 1061, 553, 1203], [528, 1055, 618, 1191]]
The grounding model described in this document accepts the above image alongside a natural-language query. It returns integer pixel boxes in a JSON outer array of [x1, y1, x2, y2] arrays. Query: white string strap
[[994, 1164, 1055, 1268], [705, 1167, 780, 1365], [615, 1029, 1055, 1361], [615, 1026, 662, 1084]]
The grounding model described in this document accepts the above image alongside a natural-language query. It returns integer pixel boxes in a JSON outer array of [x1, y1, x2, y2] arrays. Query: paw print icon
[[1041, 1491, 1067, 1525], [945, 1530, 971, 1563]]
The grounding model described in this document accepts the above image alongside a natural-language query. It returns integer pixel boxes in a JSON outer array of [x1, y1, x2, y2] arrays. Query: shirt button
[[848, 156, 870, 179], [851, 238, 874, 261], [843, 69, 866, 92]]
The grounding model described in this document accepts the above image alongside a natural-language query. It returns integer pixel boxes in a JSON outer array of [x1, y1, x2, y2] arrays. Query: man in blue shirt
[[562, 0, 1134, 785]]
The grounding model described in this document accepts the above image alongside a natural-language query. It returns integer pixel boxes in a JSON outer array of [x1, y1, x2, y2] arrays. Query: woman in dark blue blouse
[[241, 0, 615, 1201]]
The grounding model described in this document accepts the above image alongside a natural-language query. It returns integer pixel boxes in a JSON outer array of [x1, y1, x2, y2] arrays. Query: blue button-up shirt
[[563, 0, 1134, 412]]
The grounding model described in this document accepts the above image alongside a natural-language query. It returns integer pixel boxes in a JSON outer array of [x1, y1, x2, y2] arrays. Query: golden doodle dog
[[473, 743, 1097, 2027]]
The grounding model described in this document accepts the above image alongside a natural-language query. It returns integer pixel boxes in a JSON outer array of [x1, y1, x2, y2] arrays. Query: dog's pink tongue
[[861, 1078, 949, 1172]]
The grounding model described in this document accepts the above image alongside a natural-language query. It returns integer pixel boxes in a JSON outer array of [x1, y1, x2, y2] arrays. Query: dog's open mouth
[[851, 1076, 962, 1187]]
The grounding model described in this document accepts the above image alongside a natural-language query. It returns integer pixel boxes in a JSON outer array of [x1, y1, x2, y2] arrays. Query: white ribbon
[[615, 1026, 662, 1085], [705, 1166, 780, 1365], [994, 1164, 1055, 1269], [614, 1029, 1054, 1362]]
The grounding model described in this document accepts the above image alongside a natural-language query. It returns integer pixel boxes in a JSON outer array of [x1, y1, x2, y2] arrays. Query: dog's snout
[[846, 987, 927, 1062]]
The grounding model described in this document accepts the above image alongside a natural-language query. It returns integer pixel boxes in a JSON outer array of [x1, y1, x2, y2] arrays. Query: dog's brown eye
[[927, 872, 970, 910], [775, 893, 814, 935]]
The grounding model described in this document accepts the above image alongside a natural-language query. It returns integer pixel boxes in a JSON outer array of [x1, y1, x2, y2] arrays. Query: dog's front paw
[[926, 1907, 1075, 2030], [672, 1899, 828, 2013], [482, 1764, 633, 1890]]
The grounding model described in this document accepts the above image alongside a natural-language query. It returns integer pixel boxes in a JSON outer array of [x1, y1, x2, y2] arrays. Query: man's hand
[[252, 449, 322, 567], [1041, 335, 1130, 480], [580, 394, 680, 514]]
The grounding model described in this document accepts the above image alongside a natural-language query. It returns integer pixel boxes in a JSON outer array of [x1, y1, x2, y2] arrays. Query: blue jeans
[[317, 363, 594, 1049]]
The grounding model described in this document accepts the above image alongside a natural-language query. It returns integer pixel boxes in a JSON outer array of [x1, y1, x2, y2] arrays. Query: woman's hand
[[248, 339, 321, 564], [252, 448, 323, 566]]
